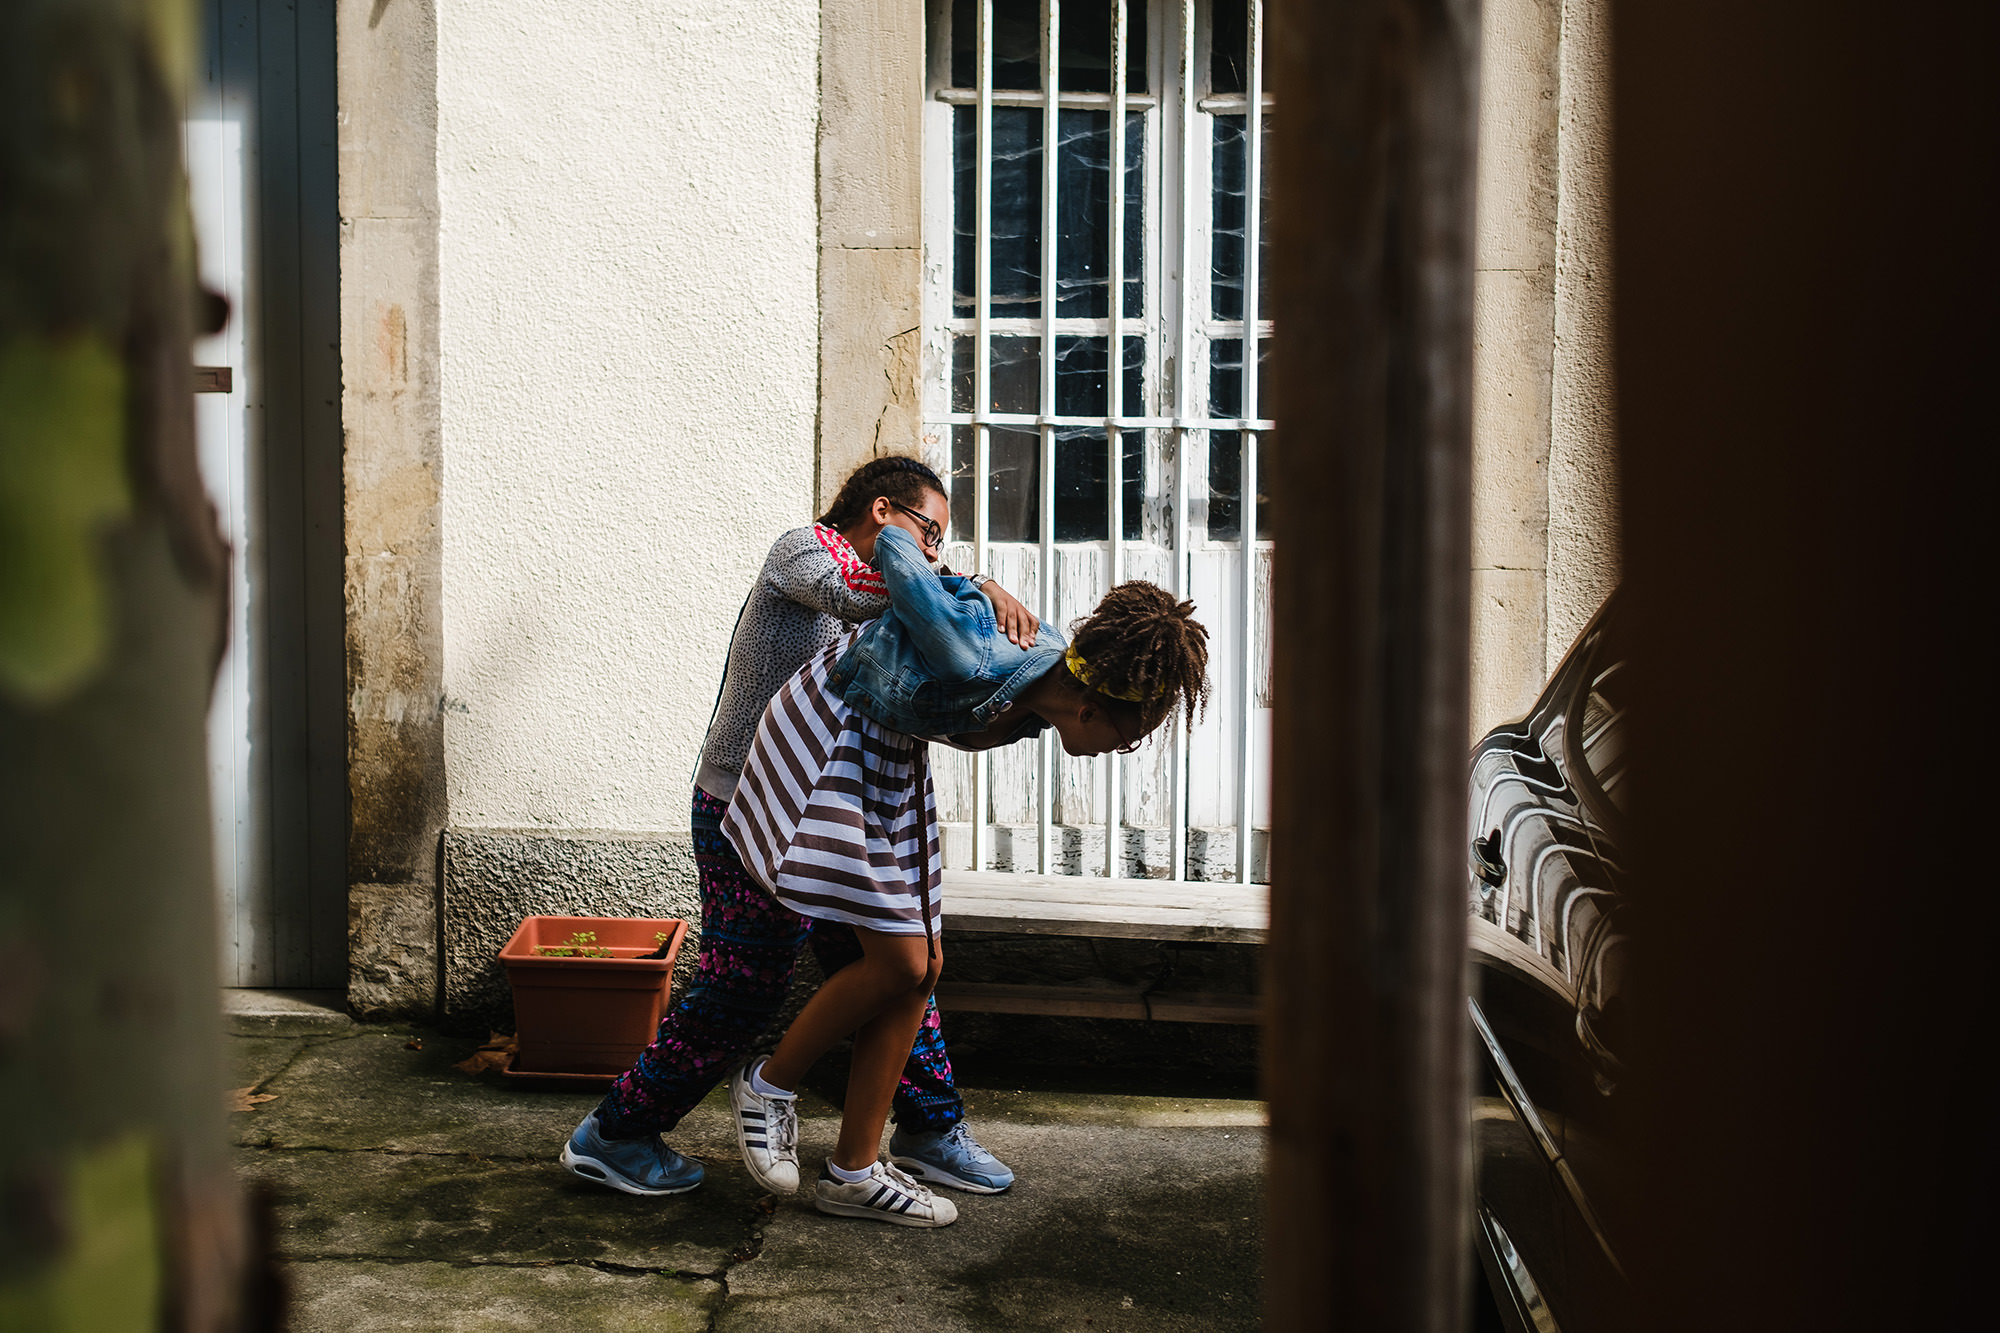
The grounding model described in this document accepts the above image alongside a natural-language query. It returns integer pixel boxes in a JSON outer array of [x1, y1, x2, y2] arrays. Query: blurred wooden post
[[1615, 3, 1992, 1328], [1264, 1, 1480, 1329], [0, 1, 261, 1327]]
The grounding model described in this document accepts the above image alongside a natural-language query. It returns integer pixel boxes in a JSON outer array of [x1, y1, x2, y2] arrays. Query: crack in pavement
[[277, 1253, 726, 1281], [705, 1191, 781, 1329], [237, 1029, 367, 1097]]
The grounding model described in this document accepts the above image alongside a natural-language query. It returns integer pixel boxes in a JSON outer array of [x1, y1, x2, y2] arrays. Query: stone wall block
[[817, 0, 926, 509], [340, 0, 447, 1007], [820, 0, 924, 247], [1470, 269, 1555, 575], [348, 880, 440, 1020], [1475, 0, 1563, 271], [818, 245, 925, 499], [336, 0, 439, 220], [1468, 0, 1566, 732], [1470, 567, 1549, 731]]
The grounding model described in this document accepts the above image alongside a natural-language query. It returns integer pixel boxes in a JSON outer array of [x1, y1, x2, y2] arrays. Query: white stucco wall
[[436, 0, 821, 831]]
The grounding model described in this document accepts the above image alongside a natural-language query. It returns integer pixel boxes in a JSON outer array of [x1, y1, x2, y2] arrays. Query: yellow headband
[[1064, 645, 1164, 704]]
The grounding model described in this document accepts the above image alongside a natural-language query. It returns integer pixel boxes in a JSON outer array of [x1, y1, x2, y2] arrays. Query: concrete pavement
[[225, 992, 1265, 1331]]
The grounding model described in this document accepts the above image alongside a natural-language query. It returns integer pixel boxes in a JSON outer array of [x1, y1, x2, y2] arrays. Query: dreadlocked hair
[[816, 455, 947, 531], [1067, 581, 1211, 732]]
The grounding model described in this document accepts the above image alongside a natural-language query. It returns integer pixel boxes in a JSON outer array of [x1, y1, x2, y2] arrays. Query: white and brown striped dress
[[721, 630, 941, 939]]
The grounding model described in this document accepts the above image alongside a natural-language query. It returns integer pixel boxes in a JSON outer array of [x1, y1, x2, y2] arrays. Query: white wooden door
[[185, 0, 345, 988]]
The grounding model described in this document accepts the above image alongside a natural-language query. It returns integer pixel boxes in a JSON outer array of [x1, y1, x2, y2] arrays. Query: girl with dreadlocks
[[722, 524, 1209, 1227], [562, 456, 1028, 1201]]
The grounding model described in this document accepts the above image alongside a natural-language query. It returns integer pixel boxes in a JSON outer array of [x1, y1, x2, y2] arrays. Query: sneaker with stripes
[[813, 1159, 959, 1228], [729, 1060, 800, 1192]]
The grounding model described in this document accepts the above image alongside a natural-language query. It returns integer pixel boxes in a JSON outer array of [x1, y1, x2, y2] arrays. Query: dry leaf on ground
[[229, 1086, 277, 1113], [453, 1031, 518, 1076]]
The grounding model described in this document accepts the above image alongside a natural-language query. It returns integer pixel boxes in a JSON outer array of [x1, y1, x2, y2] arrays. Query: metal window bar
[[973, 1, 994, 873], [1105, 0, 1129, 877], [942, 412, 1275, 429], [1237, 0, 1264, 885], [936, 88, 1160, 108], [1037, 0, 1061, 875], [1170, 0, 1196, 883]]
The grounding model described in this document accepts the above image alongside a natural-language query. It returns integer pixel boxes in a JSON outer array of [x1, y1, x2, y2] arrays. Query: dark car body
[[1467, 593, 1632, 1333]]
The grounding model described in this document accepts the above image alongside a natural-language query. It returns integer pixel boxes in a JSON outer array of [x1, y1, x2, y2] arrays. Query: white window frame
[[920, 0, 1272, 885]]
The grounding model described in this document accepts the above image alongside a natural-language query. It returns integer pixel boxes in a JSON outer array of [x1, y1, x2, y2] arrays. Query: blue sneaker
[[561, 1111, 704, 1196], [889, 1121, 1015, 1194]]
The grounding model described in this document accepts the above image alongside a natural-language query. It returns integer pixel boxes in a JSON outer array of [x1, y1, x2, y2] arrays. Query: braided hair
[[817, 455, 948, 531], [1067, 582, 1211, 732]]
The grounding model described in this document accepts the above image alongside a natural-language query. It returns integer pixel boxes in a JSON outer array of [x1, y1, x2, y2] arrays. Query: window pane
[[1257, 113, 1273, 320], [1211, 0, 1248, 96], [1208, 335, 1269, 418], [1047, 334, 1144, 415], [1124, 110, 1145, 319], [1054, 334, 1108, 416], [991, 107, 1044, 318], [1121, 429, 1146, 541], [1208, 429, 1241, 540], [1056, 430, 1110, 541], [952, 0, 1044, 90], [1115, 336, 1145, 539], [1056, 110, 1111, 318], [1211, 113, 1247, 320], [1257, 432, 1273, 539], [1126, 0, 1149, 94], [989, 427, 1040, 542], [990, 336, 1041, 413], [953, 107, 975, 313], [1206, 432, 1269, 541], [1210, 335, 1242, 416], [951, 334, 975, 413], [951, 0, 975, 88], [1059, 0, 1148, 95], [950, 424, 978, 537], [1060, 0, 1113, 93]]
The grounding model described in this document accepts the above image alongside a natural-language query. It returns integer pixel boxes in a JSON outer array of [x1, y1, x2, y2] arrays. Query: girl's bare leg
[[830, 990, 930, 1170], [760, 927, 940, 1170], [761, 928, 934, 1089]]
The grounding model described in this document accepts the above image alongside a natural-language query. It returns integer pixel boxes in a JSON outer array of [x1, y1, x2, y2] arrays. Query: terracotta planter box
[[499, 915, 689, 1080]]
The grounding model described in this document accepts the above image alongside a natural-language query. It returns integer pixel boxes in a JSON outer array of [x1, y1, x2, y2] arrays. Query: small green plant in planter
[[530, 931, 614, 958]]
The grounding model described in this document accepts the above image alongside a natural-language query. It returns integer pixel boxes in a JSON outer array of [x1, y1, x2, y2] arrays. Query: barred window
[[922, 0, 1273, 883]]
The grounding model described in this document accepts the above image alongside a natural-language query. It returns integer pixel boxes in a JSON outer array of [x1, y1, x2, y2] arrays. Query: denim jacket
[[829, 526, 1068, 739]]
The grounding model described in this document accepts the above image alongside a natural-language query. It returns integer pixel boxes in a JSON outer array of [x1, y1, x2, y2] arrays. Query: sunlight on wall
[[436, 0, 820, 832]]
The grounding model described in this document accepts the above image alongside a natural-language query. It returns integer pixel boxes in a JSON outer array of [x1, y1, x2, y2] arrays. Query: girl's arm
[[766, 526, 891, 624], [975, 580, 1039, 647], [873, 526, 1002, 683]]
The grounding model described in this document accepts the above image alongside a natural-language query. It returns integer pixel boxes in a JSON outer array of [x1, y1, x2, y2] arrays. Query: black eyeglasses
[[1108, 714, 1145, 755], [890, 499, 943, 550]]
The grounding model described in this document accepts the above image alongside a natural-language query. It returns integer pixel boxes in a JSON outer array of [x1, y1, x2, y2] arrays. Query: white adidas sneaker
[[813, 1159, 960, 1228], [728, 1059, 800, 1192]]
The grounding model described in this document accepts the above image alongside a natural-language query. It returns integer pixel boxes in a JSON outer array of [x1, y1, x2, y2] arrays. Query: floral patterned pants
[[594, 787, 962, 1139]]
